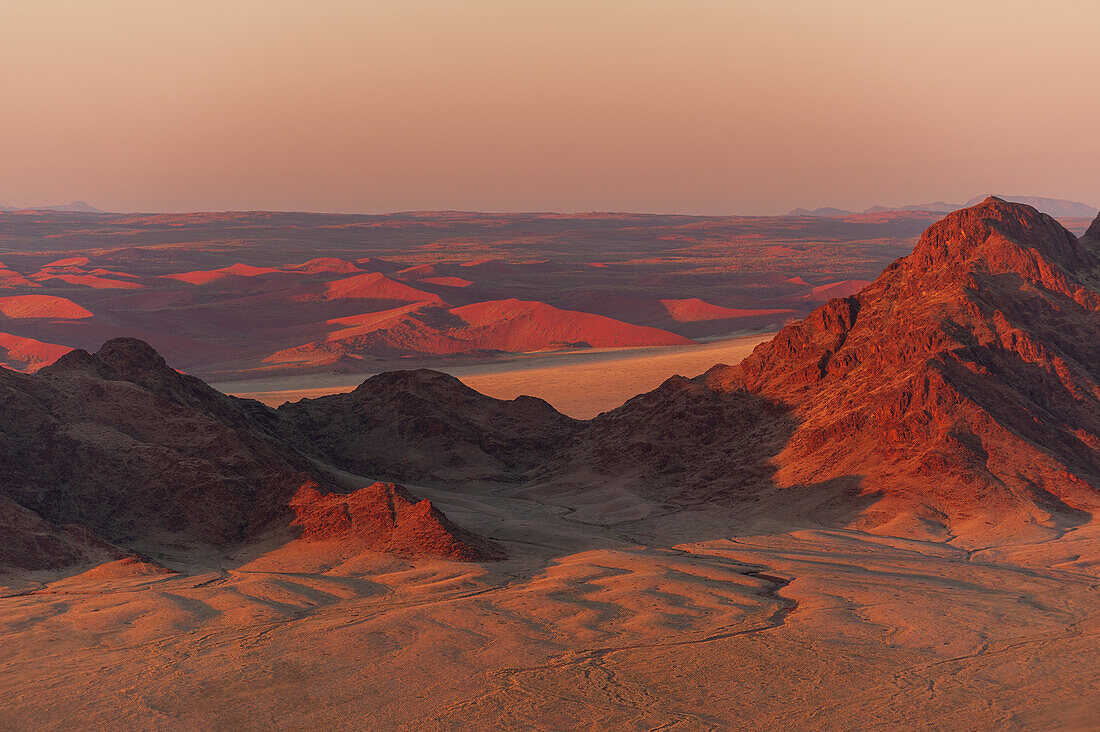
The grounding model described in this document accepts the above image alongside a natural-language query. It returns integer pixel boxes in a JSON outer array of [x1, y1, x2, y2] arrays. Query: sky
[[2, 0, 1098, 215]]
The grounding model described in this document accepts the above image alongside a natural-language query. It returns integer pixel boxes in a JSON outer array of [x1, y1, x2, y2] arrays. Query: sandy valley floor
[[213, 334, 774, 418], [1, 476, 1097, 730]]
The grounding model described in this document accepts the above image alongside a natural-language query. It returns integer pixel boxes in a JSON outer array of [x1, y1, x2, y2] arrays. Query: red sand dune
[[89, 268, 140, 278], [261, 308, 442, 364], [354, 257, 400, 272], [450, 299, 694, 350], [395, 263, 441, 278], [0, 295, 93, 320], [306, 272, 446, 305], [419, 276, 473, 288], [0, 262, 40, 289], [803, 280, 872, 301], [459, 258, 563, 273], [266, 299, 692, 364], [321, 303, 428, 334], [33, 273, 146, 290], [457, 258, 522, 273], [42, 256, 92, 268], [0, 333, 73, 371], [555, 292, 796, 338], [263, 304, 437, 363], [657, 298, 793, 323], [751, 272, 811, 286], [459, 258, 509, 269], [164, 263, 283, 285], [284, 258, 363, 274]]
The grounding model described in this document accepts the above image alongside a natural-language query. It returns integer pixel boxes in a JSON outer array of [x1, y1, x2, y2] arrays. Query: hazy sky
[[2, 1, 1098, 215]]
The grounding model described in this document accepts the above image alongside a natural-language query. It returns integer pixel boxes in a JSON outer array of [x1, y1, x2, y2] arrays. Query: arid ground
[[2, 474, 1097, 729]]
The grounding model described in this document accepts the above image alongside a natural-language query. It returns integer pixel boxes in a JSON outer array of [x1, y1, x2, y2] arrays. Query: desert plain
[[2, 472, 1097, 729]]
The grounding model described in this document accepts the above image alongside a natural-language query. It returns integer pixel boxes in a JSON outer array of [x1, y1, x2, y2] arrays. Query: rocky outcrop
[[1084, 212, 1100, 243], [1, 340, 320, 544], [0, 494, 127, 572], [0, 339, 498, 567], [289, 482, 504, 560], [279, 369, 577, 483]]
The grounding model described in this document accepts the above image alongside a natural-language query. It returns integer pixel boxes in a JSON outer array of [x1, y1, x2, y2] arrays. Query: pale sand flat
[[214, 333, 773, 419]]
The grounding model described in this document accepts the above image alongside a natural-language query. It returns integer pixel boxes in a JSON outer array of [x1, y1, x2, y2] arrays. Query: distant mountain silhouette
[[789, 195, 1097, 219], [962, 194, 1097, 218], [0, 200, 103, 213], [786, 206, 856, 217], [863, 200, 959, 214]]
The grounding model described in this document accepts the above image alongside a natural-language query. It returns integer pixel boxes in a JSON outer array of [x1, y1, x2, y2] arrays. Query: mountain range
[[0, 201, 103, 213], [0, 338, 505, 571], [2, 197, 1099, 574]]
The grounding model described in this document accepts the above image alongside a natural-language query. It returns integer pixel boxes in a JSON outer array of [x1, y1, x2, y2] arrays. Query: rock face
[[537, 376, 800, 505], [722, 197, 1100, 540], [548, 199, 1100, 543], [0, 494, 126, 572], [0, 339, 497, 568], [289, 482, 504, 560], [0, 338, 318, 544], [279, 369, 577, 483], [1085, 212, 1100, 243]]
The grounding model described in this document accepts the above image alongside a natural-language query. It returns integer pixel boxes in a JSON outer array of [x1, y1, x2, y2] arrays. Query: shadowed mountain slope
[[279, 369, 578, 483], [0, 494, 128, 572], [0, 339, 498, 570]]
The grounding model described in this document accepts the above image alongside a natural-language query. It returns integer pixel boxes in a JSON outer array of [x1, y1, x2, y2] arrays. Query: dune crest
[[0, 295, 92, 319]]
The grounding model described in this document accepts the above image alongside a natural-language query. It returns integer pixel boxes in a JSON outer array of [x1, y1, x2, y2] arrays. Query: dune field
[[0, 208, 933, 378]]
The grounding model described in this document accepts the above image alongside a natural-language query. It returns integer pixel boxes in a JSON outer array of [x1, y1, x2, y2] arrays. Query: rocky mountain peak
[[557, 199, 1100, 545], [902, 196, 1092, 282], [45, 337, 172, 381]]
